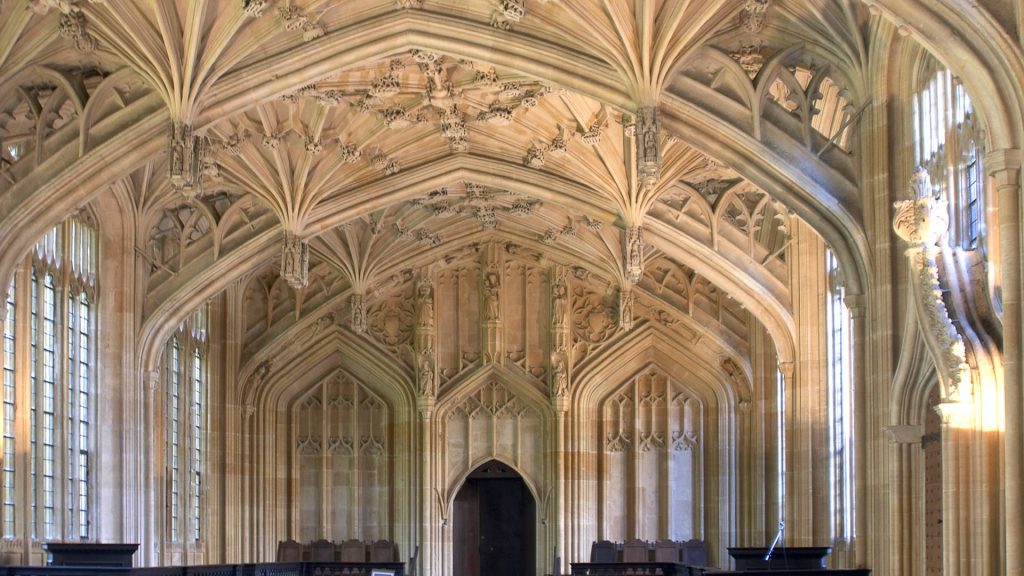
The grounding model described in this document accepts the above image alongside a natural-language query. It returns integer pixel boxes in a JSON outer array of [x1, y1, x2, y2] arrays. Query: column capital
[[844, 292, 868, 318], [145, 370, 160, 391], [984, 148, 1022, 177], [883, 424, 923, 444], [777, 361, 794, 380], [934, 401, 973, 429], [417, 396, 436, 419]]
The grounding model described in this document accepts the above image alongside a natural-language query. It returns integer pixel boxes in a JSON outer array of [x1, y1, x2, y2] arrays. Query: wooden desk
[[727, 547, 830, 571], [41, 543, 139, 567]]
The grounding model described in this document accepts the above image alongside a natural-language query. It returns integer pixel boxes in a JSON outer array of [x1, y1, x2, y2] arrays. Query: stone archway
[[453, 460, 536, 576]]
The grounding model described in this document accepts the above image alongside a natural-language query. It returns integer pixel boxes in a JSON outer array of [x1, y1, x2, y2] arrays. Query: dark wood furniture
[[727, 547, 831, 571], [41, 543, 139, 567]]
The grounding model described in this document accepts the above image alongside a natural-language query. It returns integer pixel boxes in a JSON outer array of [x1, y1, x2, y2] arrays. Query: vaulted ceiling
[[0, 0, 874, 371]]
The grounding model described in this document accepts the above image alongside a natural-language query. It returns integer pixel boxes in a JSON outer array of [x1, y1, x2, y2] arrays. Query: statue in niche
[[418, 352, 436, 399], [619, 287, 635, 331], [416, 276, 434, 351], [484, 269, 501, 321], [350, 294, 366, 334], [416, 276, 434, 329], [625, 225, 644, 284], [551, 353, 568, 399], [551, 270, 568, 328]]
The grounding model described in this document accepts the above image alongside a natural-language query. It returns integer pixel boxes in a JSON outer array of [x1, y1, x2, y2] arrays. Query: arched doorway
[[453, 460, 536, 576]]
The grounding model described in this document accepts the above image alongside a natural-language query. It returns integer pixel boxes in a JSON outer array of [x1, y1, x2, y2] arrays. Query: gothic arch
[[865, 0, 1024, 151]]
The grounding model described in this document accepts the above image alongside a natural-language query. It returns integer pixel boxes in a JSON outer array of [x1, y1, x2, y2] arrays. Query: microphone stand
[[764, 520, 785, 562]]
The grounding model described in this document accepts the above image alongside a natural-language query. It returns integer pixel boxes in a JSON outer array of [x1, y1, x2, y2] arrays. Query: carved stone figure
[[484, 269, 501, 321], [280, 231, 309, 289], [619, 287, 635, 331], [551, 269, 568, 328], [416, 275, 435, 351], [168, 122, 207, 198], [551, 353, 568, 399], [350, 293, 367, 334], [636, 107, 661, 186], [625, 225, 645, 284], [418, 352, 436, 399]]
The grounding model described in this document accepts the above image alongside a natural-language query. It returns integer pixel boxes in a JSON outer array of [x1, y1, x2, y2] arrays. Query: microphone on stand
[[764, 520, 785, 561]]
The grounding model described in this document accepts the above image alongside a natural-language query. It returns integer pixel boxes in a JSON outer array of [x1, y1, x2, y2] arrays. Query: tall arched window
[[825, 249, 854, 543], [163, 307, 207, 544], [912, 60, 985, 249], [1, 215, 97, 543]]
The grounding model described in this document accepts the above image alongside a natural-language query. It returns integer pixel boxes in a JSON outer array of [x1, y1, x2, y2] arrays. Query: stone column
[[777, 360, 793, 540], [417, 397, 435, 576], [884, 424, 924, 576], [846, 292, 867, 567], [143, 370, 162, 566], [988, 149, 1023, 576], [934, 402, 973, 574]]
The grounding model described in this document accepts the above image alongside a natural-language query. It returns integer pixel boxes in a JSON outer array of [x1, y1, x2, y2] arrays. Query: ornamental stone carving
[[893, 169, 949, 246], [549, 126, 569, 156], [243, 0, 267, 17], [582, 121, 604, 145], [280, 231, 309, 289], [893, 168, 971, 402], [739, 0, 770, 34], [572, 289, 617, 344], [524, 143, 546, 168], [730, 43, 764, 79], [168, 122, 204, 197], [367, 298, 414, 349]]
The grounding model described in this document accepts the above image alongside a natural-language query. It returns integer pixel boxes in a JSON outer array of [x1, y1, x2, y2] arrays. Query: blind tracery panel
[[293, 371, 389, 542], [599, 369, 702, 542]]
